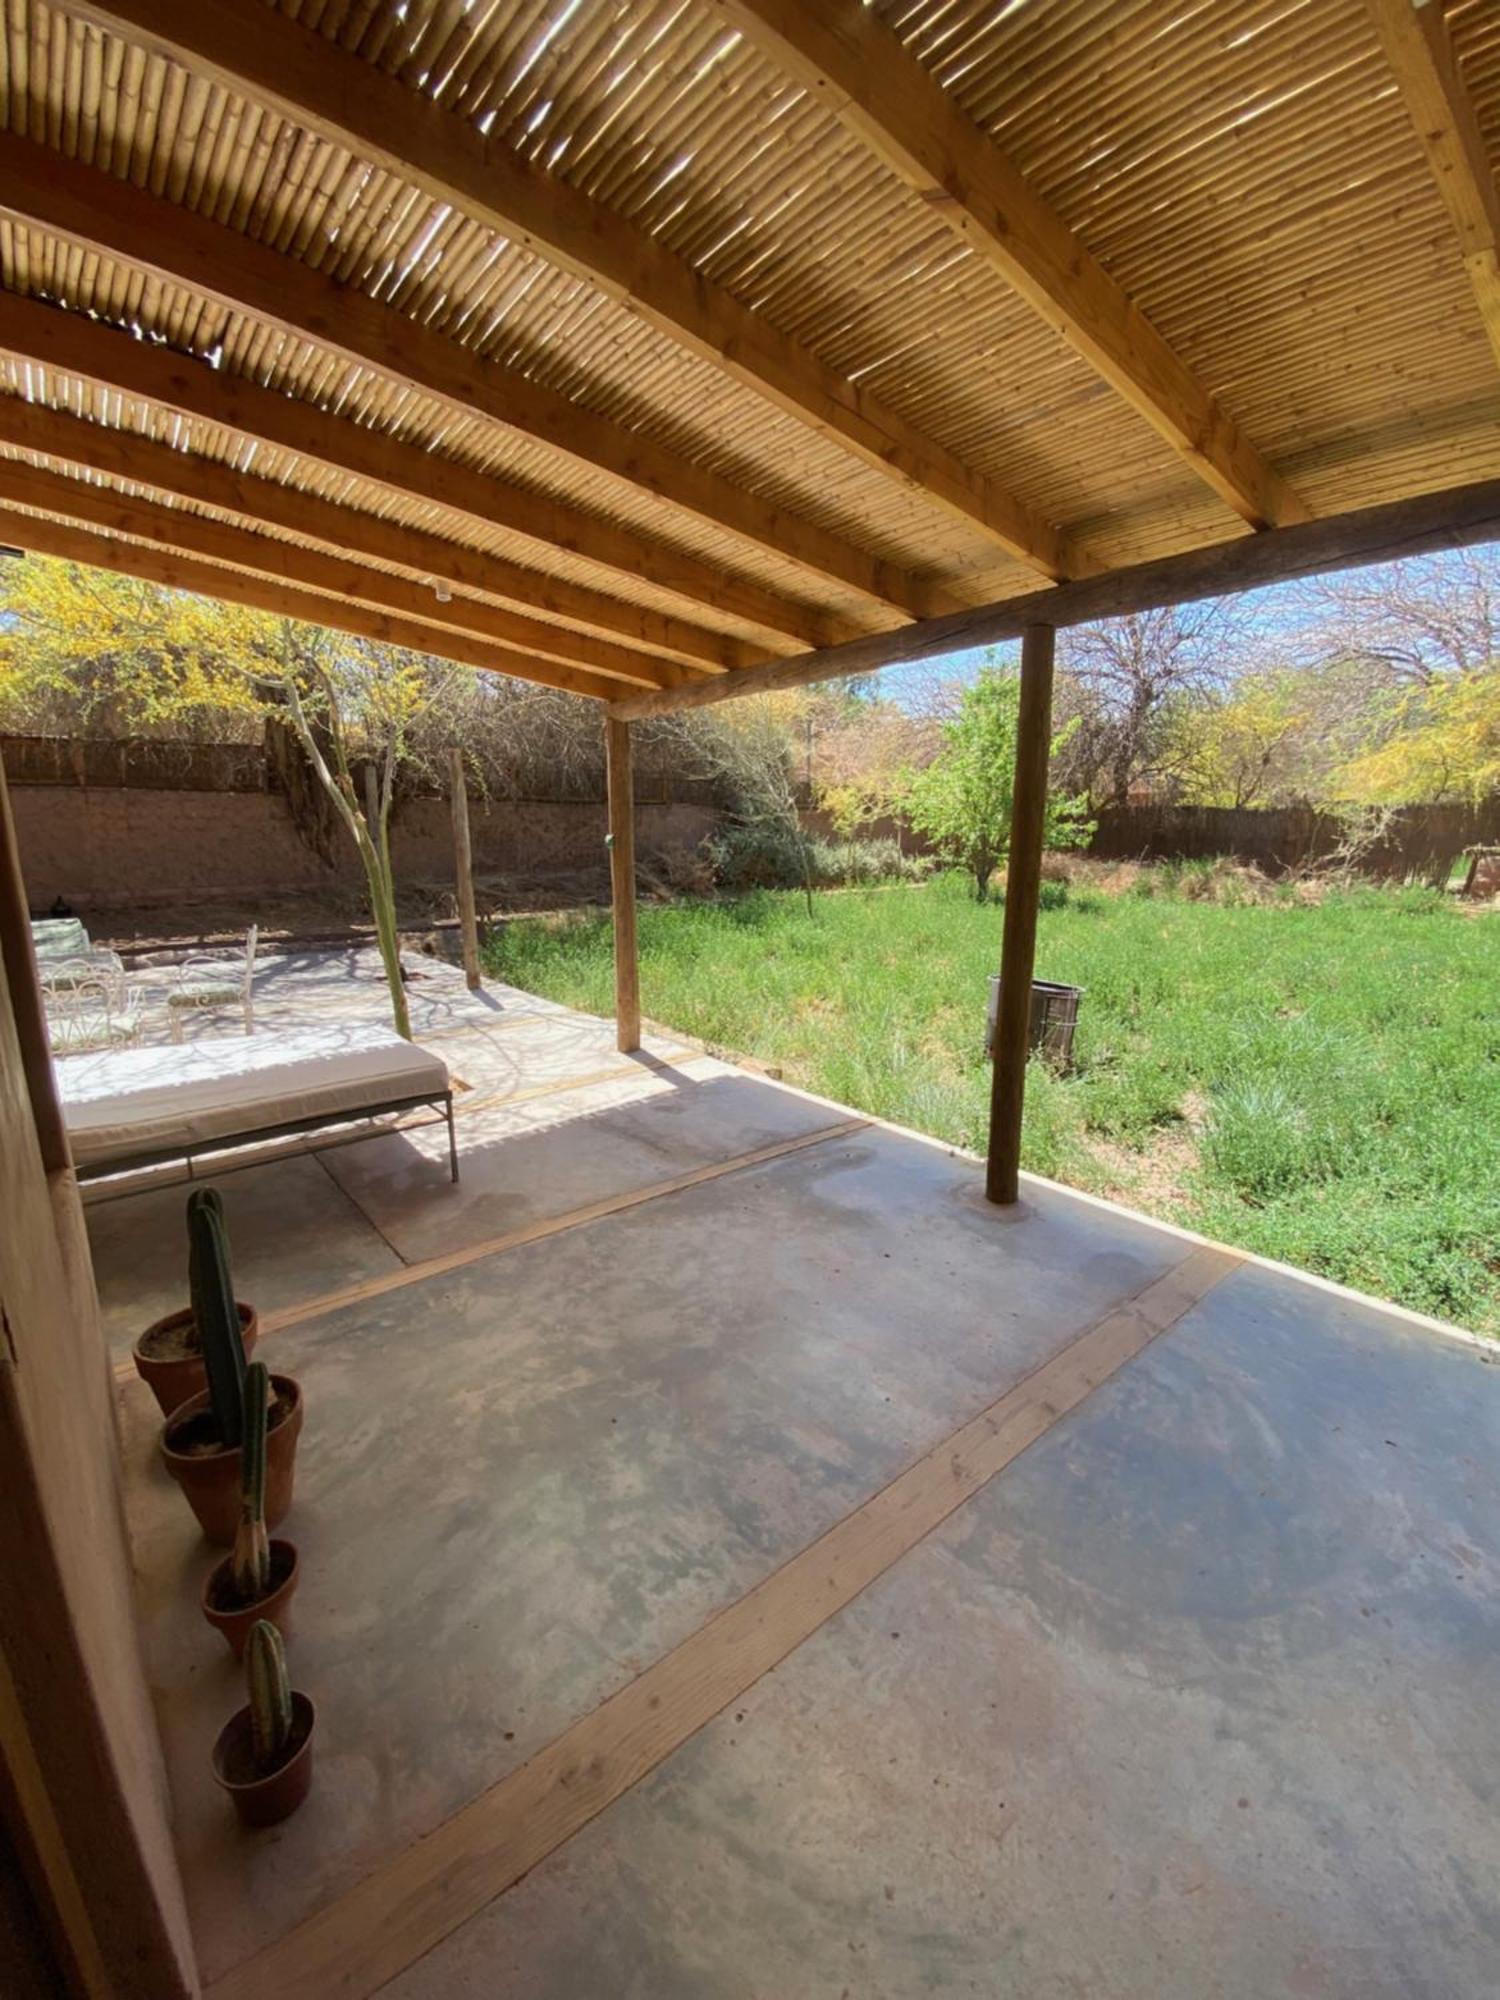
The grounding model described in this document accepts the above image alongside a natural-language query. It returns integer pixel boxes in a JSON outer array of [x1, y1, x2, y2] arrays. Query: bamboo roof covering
[[0, 0, 1496, 705]]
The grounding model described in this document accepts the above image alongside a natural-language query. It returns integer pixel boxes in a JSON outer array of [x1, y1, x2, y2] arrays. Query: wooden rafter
[[61, 0, 1087, 582], [0, 131, 943, 626], [611, 476, 1500, 718], [714, 0, 1310, 532], [0, 458, 699, 690], [0, 397, 763, 675], [0, 504, 622, 702], [0, 292, 834, 652], [1366, 0, 1500, 367]]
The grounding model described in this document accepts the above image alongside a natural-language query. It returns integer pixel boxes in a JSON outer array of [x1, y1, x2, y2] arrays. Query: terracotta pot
[[212, 1692, 316, 1828], [201, 1540, 300, 1660], [132, 1304, 258, 1418], [161, 1376, 304, 1546]]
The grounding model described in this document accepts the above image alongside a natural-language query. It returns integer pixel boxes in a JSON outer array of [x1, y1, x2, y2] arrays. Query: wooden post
[[605, 715, 641, 1053], [448, 746, 481, 992], [986, 621, 1056, 1205]]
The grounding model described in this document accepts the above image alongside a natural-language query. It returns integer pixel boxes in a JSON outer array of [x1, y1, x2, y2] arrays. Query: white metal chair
[[166, 925, 258, 1042], [45, 955, 144, 1055], [39, 946, 125, 994]]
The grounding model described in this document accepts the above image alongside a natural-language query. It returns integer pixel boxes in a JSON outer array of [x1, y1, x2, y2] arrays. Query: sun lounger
[[56, 1024, 457, 1182]]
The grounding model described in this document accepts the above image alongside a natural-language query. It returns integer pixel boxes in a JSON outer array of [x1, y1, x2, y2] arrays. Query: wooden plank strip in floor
[[101, 1046, 695, 1295], [206, 1241, 1242, 2000], [109, 1108, 859, 1384], [261, 1118, 870, 1335]]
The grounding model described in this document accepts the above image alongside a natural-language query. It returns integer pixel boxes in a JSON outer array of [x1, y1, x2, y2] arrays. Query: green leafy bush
[[704, 824, 930, 892]]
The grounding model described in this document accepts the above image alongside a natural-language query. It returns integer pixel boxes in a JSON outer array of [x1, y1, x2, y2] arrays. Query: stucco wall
[[10, 784, 716, 911]]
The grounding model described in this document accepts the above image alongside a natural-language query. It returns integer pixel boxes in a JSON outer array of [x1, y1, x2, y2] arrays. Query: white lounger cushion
[[58, 1024, 448, 1171]]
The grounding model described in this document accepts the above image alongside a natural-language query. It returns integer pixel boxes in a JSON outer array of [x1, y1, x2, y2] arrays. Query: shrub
[[1124, 857, 1283, 905], [806, 837, 932, 887], [703, 824, 930, 892], [704, 822, 808, 891]]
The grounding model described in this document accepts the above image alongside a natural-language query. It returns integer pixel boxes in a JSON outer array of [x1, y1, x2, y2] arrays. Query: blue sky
[[874, 538, 1500, 708]]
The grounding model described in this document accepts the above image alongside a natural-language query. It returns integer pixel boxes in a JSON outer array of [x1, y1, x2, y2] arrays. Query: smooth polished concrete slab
[[85, 1152, 401, 1359], [389, 1260, 1500, 2000], [319, 1066, 853, 1263], [81, 949, 707, 1351], [119, 1114, 1184, 1985], [106, 959, 1498, 1998]]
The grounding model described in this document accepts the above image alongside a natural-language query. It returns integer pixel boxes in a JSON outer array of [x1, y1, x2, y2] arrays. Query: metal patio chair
[[166, 925, 258, 1041], [45, 954, 144, 1055]]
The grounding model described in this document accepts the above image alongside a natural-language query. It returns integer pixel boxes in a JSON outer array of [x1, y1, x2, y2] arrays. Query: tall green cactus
[[187, 1187, 245, 1447], [246, 1620, 293, 1773], [230, 1362, 271, 1603]]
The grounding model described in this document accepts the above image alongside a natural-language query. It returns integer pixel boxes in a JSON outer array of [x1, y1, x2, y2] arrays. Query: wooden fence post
[[986, 621, 1056, 1205], [605, 716, 641, 1053], [447, 746, 481, 992]]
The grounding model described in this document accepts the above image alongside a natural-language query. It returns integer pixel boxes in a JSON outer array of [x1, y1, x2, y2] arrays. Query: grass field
[[490, 872, 1500, 1336]]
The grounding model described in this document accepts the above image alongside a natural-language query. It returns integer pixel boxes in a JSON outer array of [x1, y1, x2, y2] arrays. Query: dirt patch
[[93, 868, 616, 955], [207, 1540, 296, 1614], [217, 1702, 312, 1788], [1087, 1092, 1207, 1211], [138, 1315, 200, 1363], [166, 1387, 297, 1459]]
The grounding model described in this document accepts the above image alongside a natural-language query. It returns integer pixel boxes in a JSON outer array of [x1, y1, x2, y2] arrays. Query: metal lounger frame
[[73, 1089, 459, 1185]]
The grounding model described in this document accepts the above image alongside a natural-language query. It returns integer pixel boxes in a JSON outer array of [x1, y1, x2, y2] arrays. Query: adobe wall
[[9, 784, 716, 912]]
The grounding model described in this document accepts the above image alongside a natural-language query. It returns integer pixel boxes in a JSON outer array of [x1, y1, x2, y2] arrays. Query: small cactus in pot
[[201, 1363, 300, 1656], [247, 1620, 295, 1773], [132, 1187, 259, 1417], [189, 1187, 247, 1447], [211, 1620, 316, 1827], [162, 1190, 306, 1546], [232, 1362, 271, 1601]]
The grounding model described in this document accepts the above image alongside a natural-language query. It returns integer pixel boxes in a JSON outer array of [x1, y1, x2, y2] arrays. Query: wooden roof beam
[[0, 291, 829, 654], [0, 504, 622, 701], [0, 131, 942, 626], [0, 458, 699, 690], [611, 476, 1500, 719], [0, 394, 762, 675], [715, 0, 1310, 533], [62, 0, 1087, 582], [1366, 0, 1500, 368]]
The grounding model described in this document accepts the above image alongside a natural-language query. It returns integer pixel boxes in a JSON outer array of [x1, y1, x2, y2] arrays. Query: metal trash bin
[[986, 975, 1083, 1072]]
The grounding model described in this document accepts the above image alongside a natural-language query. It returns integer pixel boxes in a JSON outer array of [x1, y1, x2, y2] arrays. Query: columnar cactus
[[187, 1187, 246, 1447], [246, 1620, 293, 1773], [230, 1362, 272, 1603]]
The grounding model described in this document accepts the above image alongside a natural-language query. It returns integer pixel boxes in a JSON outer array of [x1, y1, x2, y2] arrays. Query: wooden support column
[[604, 716, 641, 1053], [986, 621, 1057, 1205], [0, 771, 196, 1998], [448, 747, 482, 992]]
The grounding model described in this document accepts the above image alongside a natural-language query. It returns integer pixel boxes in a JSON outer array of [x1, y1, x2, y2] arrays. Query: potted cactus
[[160, 1190, 304, 1545], [200, 1363, 301, 1658], [211, 1620, 316, 1827], [132, 1186, 259, 1417], [134, 1300, 259, 1419]]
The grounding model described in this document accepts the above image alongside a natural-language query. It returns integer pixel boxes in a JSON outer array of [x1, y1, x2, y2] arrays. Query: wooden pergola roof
[[0, 0, 1497, 710]]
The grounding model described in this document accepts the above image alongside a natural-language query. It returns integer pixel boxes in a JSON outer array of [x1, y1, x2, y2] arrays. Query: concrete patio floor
[[87, 954, 1500, 1999]]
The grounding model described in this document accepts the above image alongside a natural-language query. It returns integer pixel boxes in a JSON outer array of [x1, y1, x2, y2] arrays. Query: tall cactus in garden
[[246, 1620, 294, 1773], [230, 1362, 272, 1603], [187, 1187, 246, 1447]]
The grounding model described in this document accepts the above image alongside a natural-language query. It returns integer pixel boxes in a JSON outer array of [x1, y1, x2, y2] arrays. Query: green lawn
[[489, 873, 1500, 1335]]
